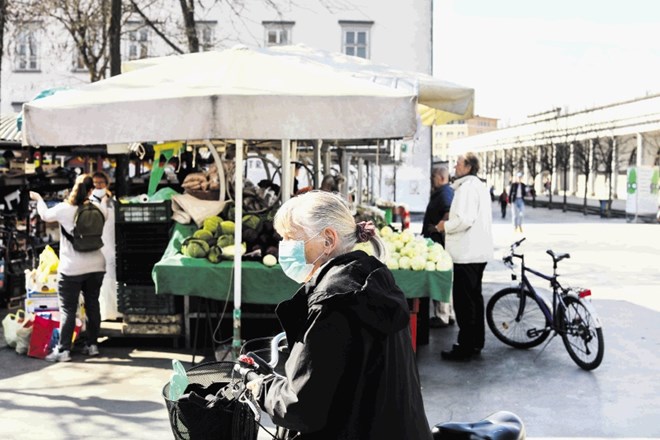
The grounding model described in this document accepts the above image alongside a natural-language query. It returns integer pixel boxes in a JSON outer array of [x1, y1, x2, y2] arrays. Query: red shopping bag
[[28, 313, 82, 359]]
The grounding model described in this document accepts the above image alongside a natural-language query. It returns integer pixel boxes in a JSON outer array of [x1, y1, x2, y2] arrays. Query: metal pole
[[232, 139, 244, 357], [281, 139, 291, 203]]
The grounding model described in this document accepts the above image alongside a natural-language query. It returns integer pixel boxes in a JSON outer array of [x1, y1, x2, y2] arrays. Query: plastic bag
[[15, 316, 34, 355], [28, 313, 81, 359], [36, 245, 59, 284], [2, 309, 25, 347]]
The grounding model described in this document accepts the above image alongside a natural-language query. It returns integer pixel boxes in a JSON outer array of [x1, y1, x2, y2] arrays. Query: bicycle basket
[[162, 361, 259, 440]]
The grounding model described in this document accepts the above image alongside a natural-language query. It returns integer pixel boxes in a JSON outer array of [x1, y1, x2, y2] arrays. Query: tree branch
[[129, 0, 184, 54]]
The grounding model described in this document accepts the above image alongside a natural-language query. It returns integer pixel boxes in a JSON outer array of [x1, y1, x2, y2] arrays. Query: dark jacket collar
[[278, 251, 409, 338]]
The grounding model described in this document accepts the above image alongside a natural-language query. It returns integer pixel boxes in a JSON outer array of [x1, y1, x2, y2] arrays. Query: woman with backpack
[[30, 174, 108, 362]]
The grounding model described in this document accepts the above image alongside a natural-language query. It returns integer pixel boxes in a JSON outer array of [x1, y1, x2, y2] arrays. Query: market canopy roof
[[126, 44, 474, 127], [269, 45, 474, 125], [22, 46, 420, 147]]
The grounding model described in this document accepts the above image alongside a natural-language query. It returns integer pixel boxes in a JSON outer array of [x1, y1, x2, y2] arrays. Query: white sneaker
[[83, 344, 99, 357], [45, 348, 71, 362]]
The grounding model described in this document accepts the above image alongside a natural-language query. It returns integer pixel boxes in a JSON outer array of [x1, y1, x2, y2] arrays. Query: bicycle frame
[[509, 252, 573, 335]]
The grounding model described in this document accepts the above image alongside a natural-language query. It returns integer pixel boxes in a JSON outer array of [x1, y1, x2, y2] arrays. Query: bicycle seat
[[432, 411, 525, 440], [546, 249, 570, 262]]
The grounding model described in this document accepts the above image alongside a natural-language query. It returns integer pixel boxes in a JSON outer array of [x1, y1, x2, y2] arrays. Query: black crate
[[118, 283, 176, 315], [116, 223, 171, 253], [116, 251, 163, 284], [116, 202, 172, 223]]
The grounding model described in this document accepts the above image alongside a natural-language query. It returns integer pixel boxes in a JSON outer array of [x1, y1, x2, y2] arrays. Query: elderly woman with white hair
[[255, 191, 432, 440]]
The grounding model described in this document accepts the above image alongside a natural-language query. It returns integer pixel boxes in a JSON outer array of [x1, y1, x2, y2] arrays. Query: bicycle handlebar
[[511, 237, 526, 249], [235, 332, 287, 381]]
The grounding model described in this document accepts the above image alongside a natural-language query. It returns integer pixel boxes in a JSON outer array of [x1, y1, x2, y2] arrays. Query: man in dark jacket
[[422, 165, 455, 328], [261, 250, 432, 440]]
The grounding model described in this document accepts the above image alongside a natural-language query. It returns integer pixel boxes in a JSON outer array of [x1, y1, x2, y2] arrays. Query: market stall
[[21, 45, 472, 352], [152, 223, 452, 347]]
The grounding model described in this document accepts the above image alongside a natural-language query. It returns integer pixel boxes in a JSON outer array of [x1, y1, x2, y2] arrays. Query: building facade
[[432, 115, 498, 161], [0, 0, 435, 210], [449, 95, 660, 208]]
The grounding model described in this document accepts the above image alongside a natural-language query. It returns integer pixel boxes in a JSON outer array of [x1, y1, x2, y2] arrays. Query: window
[[125, 25, 149, 61], [197, 21, 217, 51], [15, 30, 39, 71], [339, 21, 373, 59], [263, 21, 294, 46]]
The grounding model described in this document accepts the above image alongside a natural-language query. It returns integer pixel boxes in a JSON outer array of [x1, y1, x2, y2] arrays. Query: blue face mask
[[278, 233, 324, 284]]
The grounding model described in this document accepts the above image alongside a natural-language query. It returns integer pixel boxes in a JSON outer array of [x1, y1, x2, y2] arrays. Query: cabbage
[[411, 256, 426, 271], [221, 243, 247, 259], [386, 259, 400, 270], [181, 238, 210, 258], [220, 220, 236, 235], [193, 228, 215, 244], [203, 216, 223, 235], [207, 246, 222, 263], [398, 256, 411, 270], [216, 234, 234, 248], [262, 254, 277, 267], [425, 261, 436, 271]]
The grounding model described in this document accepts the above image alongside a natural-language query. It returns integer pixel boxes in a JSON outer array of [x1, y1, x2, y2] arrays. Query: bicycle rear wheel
[[487, 288, 551, 349], [558, 296, 604, 370]]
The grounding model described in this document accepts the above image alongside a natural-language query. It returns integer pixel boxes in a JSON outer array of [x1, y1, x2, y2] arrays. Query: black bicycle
[[164, 332, 526, 439], [486, 238, 605, 371]]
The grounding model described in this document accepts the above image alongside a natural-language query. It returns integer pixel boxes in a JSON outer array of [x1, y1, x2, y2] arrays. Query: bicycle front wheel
[[487, 288, 551, 349], [559, 296, 604, 370]]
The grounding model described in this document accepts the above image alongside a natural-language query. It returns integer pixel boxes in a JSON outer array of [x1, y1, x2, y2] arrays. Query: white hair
[[274, 191, 386, 261]]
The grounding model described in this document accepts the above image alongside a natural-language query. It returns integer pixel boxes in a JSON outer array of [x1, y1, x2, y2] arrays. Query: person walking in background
[[30, 175, 108, 361], [498, 188, 509, 219], [434, 153, 494, 361], [509, 172, 527, 233], [422, 165, 455, 328]]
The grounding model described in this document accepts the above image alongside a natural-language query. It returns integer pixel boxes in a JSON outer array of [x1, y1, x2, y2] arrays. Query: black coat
[[509, 182, 527, 202], [262, 251, 432, 440], [422, 184, 454, 246]]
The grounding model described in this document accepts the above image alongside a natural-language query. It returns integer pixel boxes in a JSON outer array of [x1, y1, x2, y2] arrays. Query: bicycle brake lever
[[239, 392, 262, 423]]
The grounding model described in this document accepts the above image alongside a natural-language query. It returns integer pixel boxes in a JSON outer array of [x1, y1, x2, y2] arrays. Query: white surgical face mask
[[278, 233, 324, 284], [92, 189, 106, 200]]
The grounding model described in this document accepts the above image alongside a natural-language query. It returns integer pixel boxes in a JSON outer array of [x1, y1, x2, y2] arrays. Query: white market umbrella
[[21, 45, 424, 354], [21, 46, 418, 147]]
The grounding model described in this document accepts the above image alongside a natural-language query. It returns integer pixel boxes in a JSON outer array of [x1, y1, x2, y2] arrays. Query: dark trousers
[[452, 262, 487, 351], [57, 272, 105, 351]]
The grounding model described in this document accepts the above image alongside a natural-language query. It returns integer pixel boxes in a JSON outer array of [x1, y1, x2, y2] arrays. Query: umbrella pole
[[232, 139, 244, 358]]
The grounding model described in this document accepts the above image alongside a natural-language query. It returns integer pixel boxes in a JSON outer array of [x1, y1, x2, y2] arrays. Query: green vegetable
[[216, 234, 234, 248], [220, 220, 236, 235], [193, 229, 215, 244], [207, 245, 222, 263], [202, 216, 223, 235], [221, 243, 246, 259], [242, 214, 261, 231], [181, 238, 210, 258]]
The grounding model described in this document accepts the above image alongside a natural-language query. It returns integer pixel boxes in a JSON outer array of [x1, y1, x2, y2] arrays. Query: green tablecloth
[[152, 223, 452, 305]]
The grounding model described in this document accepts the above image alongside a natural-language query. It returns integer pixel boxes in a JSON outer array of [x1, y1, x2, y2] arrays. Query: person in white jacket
[[434, 152, 493, 361]]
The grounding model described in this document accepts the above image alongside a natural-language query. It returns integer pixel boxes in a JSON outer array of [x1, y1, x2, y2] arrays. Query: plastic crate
[[117, 283, 176, 315], [116, 223, 171, 253], [116, 202, 172, 223], [116, 251, 163, 284]]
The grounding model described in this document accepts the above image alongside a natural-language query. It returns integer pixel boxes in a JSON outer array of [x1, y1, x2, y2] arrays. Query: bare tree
[[9, 0, 133, 82], [573, 140, 593, 215], [524, 147, 540, 207], [539, 144, 553, 206]]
